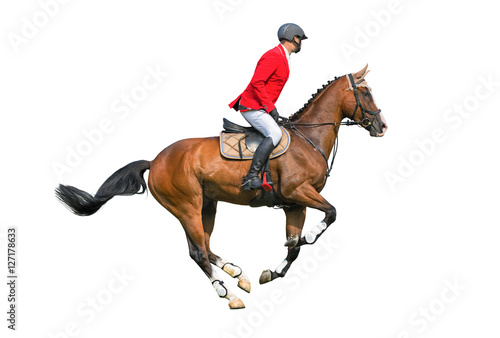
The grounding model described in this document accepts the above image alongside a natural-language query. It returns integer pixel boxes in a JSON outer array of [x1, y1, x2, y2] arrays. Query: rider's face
[[293, 36, 302, 53]]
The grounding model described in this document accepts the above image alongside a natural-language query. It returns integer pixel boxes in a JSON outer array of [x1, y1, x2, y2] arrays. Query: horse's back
[[148, 136, 256, 204]]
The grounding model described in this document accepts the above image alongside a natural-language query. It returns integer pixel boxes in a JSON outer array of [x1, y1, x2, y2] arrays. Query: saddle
[[220, 118, 290, 208], [220, 118, 290, 160]]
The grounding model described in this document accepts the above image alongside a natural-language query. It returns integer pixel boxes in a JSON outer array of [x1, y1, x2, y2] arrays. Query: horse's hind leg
[[202, 199, 251, 293], [211, 256, 251, 293], [184, 213, 245, 309], [151, 190, 245, 309], [184, 236, 244, 309]]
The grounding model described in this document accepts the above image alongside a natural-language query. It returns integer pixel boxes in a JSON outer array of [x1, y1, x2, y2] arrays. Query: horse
[[55, 64, 387, 309]]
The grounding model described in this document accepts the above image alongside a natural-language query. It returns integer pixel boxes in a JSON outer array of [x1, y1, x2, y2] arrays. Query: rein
[[279, 74, 382, 182], [279, 118, 344, 181]]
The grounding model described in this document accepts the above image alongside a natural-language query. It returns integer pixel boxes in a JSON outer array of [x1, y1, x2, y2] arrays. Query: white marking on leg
[[212, 280, 227, 298], [275, 259, 288, 275], [209, 272, 238, 301], [305, 221, 328, 244], [214, 257, 248, 283], [213, 257, 225, 268], [212, 257, 251, 293]]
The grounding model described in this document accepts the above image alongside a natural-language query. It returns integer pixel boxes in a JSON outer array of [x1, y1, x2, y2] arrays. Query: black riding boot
[[242, 137, 275, 190]]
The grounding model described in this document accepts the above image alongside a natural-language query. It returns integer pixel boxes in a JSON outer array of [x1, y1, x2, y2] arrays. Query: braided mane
[[288, 75, 343, 121]]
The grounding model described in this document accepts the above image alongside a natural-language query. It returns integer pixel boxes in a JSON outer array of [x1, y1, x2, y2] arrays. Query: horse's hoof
[[238, 279, 251, 293], [284, 235, 299, 247], [229, 298, 245, 309], [259, 269, 272, 284]]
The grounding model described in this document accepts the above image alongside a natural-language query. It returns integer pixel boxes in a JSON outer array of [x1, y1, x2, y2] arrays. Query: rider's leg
[[242, 136, 274, 190], [240, 110, 282, 190]]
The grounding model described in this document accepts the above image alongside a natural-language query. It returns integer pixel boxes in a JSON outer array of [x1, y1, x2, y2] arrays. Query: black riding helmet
[[277, 23, 308, 41], [277, 23, 307, 53]]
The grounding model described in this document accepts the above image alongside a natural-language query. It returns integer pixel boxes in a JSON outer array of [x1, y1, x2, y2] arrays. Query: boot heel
[[262, 172, 273, 192]]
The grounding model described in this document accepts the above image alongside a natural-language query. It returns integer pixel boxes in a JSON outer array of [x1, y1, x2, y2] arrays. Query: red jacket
[[229, 44, 289, 113]]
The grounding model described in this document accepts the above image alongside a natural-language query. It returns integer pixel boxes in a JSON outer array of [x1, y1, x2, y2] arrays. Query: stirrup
[[242, 176, 262, 191]]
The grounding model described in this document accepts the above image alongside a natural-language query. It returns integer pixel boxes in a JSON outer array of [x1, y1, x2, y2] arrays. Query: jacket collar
[[278, 44, 289, 69], [278, 44, 290, 60]]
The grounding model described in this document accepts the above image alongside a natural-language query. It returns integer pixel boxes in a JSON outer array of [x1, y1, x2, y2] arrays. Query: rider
[[229, 23, 307, 191]]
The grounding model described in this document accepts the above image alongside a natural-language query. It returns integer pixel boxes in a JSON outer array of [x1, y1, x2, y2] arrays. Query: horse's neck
[[293, 85, 343, 160]]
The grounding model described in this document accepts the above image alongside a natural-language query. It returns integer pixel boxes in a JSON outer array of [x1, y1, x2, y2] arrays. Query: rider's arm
[[248, 52, 278, 113]]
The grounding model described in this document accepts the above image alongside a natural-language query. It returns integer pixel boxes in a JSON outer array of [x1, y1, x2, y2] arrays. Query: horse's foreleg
[[260, 184, 335, 284], [283, 183, 336, 248], [259, 206, 306, 284]]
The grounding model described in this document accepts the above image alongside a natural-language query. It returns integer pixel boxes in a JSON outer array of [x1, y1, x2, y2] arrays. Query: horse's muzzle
[[369, 113, 388, 137]]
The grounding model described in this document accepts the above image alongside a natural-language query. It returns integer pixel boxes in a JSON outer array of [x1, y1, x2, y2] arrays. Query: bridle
[[346, 73, 381, 128], [279, 74, 382, 181]]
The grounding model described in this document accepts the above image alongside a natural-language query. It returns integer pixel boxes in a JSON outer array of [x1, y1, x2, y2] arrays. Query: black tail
[[55, 160, 151, 216]]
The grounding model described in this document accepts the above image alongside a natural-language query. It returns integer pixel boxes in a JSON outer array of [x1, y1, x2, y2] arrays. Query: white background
[[1, 0, 499, 337]]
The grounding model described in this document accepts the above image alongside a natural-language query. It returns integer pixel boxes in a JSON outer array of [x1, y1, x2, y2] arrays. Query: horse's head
[[341, 65, 387, 137]]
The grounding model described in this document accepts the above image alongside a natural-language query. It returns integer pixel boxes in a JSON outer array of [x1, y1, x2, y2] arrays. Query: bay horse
[[56, 65, 387, 309]]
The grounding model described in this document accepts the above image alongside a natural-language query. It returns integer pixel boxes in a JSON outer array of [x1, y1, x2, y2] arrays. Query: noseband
[[346, 73, 381, 127]]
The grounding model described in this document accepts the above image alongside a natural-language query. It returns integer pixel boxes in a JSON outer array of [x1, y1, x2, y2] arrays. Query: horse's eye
[[363, 91, 370, 98]]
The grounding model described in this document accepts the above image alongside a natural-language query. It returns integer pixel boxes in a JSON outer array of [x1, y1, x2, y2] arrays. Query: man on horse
[[229, 23, 308, 191]]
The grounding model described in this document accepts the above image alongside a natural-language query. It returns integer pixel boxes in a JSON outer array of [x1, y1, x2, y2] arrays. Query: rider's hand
[[269, 108, 279, 122]]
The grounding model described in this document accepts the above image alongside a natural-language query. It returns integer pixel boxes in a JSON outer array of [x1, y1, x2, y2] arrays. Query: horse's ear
[[355, 64, 369, 79]]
